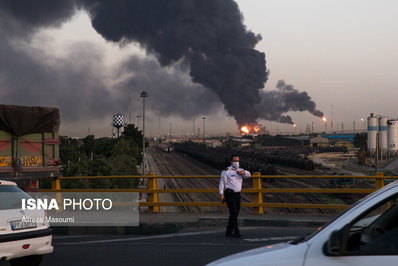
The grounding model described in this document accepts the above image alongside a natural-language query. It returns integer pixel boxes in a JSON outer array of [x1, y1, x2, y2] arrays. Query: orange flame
[[240, 124, 261, 135], [293, 124, 296, 128], [322, 116, 327, 122], [241, 126, 250, 134]]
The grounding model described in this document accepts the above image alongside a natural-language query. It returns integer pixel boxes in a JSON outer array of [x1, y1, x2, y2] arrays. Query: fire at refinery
[[322, 116, 327, 122], [240, 124, 261, 135], [241, 126, 250, 134]]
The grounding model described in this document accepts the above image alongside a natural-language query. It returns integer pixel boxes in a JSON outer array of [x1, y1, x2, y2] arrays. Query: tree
[[60, 136, 84, 163], [59, 130, 141, 189], [82, 135, 96, 158], [95, 137, 118, 158], [122, 124, 143, 147], [121, 124, 144, 163], [112, 139, 133, 156]]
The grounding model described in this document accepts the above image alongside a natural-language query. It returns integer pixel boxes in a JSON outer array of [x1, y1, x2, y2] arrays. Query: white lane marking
[[243, 236, 298, 242], [57, 229, 225, 245]]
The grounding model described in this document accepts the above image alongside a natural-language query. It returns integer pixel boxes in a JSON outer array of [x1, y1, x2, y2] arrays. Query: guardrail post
[[51, 178, 61, 190], [252, 172, 264, 214], [51, 178, 63, 211], [375, 172, 385, 190], [147, 173, 159, 213]]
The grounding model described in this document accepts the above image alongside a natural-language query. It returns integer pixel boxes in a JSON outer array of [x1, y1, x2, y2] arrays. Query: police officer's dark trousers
[[225, 188, 241, 235]]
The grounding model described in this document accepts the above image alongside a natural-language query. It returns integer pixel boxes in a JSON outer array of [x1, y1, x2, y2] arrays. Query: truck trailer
[[0, 104, 61, 188]]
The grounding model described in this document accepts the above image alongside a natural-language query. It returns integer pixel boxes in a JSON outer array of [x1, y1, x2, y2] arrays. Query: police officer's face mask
[[232, 162, 239, 169]]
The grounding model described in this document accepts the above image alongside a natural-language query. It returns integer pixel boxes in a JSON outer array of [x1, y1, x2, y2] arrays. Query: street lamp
[[202, 117, 206, 142], [141, 91, 148, 176], [360, 118, 366, 132]]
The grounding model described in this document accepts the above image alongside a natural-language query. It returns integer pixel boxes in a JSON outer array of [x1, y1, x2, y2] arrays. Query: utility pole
[[193, 118, 195, 136], [331, 105, 334, 132], [129, 97, 132, 123], [361, 118, 366, 132], [140, 91, 148, 176], [169, 122, 172, 138], [202, 117, 206, 142], [376, 131, 379, 171], [158, 117, 161, 138]]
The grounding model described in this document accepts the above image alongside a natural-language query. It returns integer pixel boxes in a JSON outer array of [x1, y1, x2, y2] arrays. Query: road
[[28, 227, 315, 266], [0, 227, 319, 266]]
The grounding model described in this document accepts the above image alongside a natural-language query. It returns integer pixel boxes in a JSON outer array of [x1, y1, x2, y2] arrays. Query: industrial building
[[367, 113, 398, 160], [309, 135, 329, 148]]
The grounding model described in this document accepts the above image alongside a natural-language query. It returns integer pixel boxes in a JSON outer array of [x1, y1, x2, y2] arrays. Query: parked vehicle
[[208, 181, 398, 265], [0, 180, 53, 265]]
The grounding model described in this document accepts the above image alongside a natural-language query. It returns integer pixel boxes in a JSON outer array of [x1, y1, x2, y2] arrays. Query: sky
[[238, 0, 398, 133], [1, 0, 398, 137]]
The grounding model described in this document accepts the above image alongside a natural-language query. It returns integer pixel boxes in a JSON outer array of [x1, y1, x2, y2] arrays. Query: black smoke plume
[[79, 0, 268, 126], [256, 80, 324, 124], [0, 0, 323, 130]]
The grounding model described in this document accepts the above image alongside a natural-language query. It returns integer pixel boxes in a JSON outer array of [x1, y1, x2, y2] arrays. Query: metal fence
[[40, 172, 398, 214]]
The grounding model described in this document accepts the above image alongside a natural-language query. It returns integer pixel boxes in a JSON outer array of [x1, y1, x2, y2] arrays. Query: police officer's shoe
[[225, 231, 234, 237], [234, 232, 242, 238]]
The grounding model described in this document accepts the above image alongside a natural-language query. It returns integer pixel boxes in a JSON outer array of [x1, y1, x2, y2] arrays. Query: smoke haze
[[0, 0, 323, 133]]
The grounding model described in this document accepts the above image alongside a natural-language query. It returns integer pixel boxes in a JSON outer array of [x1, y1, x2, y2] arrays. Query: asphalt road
[[32, 227, 316, 266]]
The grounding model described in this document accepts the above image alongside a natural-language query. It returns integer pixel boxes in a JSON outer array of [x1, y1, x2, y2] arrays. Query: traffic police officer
[[219, 155, 251, 237]]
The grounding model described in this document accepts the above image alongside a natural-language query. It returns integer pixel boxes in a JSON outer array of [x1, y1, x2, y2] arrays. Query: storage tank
[[378, 116, 388, 158], [367, 114, 377, 156], [112, 113, 125, 138], [388, 119, 398, 156]]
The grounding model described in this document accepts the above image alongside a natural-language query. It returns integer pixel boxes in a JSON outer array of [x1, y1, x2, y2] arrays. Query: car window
[[0, 185, 31, 210], [345, 193, 398, 255], [292, 191, 378, 245]]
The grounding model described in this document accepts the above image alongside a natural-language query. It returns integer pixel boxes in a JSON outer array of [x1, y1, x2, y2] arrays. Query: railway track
[[150, 149, 261, 213], [150, 150, 227, 212], [150, 151, 200, 212], [150, 147, 364, 215]]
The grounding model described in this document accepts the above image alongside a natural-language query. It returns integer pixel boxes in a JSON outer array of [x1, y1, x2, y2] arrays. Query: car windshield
[[0, 185, 31, 210]]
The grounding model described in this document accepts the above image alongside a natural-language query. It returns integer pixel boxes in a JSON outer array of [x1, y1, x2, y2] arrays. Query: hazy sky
[[237, 0, 398, 132], [2, 0, 398, 137]]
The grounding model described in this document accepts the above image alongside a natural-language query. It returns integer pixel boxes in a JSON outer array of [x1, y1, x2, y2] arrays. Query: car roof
[[0, 180, 17, 186]]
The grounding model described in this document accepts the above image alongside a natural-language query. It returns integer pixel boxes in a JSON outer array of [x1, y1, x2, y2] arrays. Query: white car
[[0, 180, 53, 266], [209, 181, 398, 266]]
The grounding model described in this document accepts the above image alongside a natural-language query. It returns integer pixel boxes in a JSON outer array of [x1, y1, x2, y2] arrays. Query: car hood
[[207, 242, 308, 266]]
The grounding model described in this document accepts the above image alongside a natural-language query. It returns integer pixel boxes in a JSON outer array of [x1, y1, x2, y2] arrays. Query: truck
[[0, 104, 61, 189]]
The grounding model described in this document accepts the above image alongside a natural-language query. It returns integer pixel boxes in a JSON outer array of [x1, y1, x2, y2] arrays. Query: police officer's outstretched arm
[[237, 169, 251, 178]]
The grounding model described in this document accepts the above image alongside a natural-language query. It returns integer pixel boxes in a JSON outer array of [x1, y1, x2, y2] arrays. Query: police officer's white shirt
[[219, 166, 251, 194]]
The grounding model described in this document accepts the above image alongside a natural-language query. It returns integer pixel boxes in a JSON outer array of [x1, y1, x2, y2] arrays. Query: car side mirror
[[324, 224, 349, 256]]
